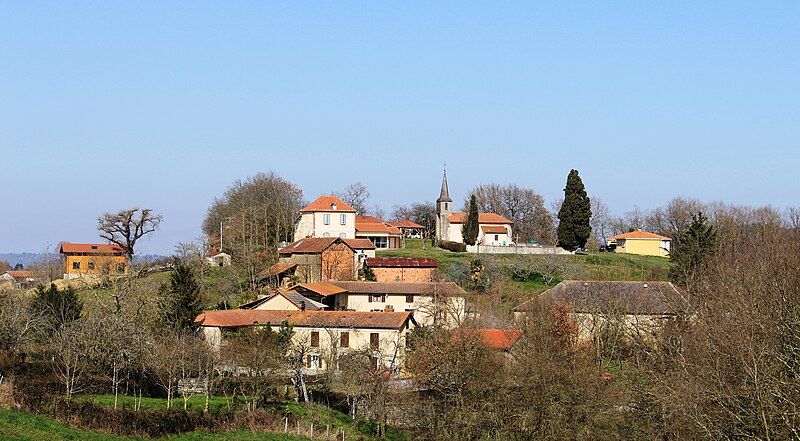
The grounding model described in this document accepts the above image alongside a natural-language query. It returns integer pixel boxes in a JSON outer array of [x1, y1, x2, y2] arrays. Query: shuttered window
[[370, 333, 379, 350], [405, 294, 414, 303], [310, 331, 319, 348], [340, 332, 349, 348], [306, 354, 311, 368]]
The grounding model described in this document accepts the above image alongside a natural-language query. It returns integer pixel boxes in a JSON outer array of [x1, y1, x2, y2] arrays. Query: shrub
[[438, 241, 466, 252]]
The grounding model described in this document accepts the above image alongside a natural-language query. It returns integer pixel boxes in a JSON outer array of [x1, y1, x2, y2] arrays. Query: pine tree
[[463, 195, 480, 246], [557, 169, 592, 251], [32, 283, 83, 334], [670, 212, 718, 289], [159, 263, 203, 331]]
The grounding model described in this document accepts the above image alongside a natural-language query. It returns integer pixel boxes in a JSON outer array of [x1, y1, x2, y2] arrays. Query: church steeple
[[437, 166, 452, 203]]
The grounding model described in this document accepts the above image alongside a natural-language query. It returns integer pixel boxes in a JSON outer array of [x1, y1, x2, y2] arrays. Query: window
[[494, 234, 499, 241], [370, 236, 388, 248], [405, 294, 414, 303], [369, 294, 385, 303], [370, 333, 379, 350], [323, 213, 330, 225], [310, 331, 319, 348], [117, 263, 125, 273], [87, 261, 95, 270], [445, 203, 449, 210], [72, 261, 80, 270], [340, 214, 346, 225], [340, 332, 349, 348]]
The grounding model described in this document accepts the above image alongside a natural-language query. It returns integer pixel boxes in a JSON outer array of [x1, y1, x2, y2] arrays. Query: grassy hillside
[[0, 408, 309, 441], [378, 239, 671, 293]]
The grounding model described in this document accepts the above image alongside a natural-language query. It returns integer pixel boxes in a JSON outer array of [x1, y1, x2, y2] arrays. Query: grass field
[[0, 408, 309, 441], [378, 239, 671, 294], [75, 394, 232, 412]]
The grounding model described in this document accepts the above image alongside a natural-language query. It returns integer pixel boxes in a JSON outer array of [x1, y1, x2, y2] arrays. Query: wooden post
[[311, 422, 314, 437], [284, 417, 288, 434]]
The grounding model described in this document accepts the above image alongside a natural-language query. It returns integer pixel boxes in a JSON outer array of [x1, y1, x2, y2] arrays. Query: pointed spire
[[437, 164, 452, 202]]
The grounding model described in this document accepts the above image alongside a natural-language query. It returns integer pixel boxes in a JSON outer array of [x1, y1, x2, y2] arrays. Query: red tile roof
[[355, 216, 402, 235], [278, 238, 348, 254], [197, 309, 412, 330], [477, 329, 523, 350], [294, 282, 349, 297], [3, 270, 33, 279], [342, 238, 377, 250], [481, 225, 509, 234], [59, 243, 126, 254], [299, 196, 356, 213], [609, 230, 671, 240], [365, 257, 438, 268], [387, 220, 424, 229], [259, 263, 298, 278], [451, 328, 523, 350], [447, 212, 513, 224]]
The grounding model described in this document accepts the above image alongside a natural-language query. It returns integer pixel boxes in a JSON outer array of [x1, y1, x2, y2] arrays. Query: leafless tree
[[98, 208, 163, 263], [336, 182, 370, 215], [467, 183, 554, 244], [0, 293, 42, 354]]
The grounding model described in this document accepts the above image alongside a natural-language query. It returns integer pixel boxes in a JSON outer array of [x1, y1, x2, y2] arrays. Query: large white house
[[434, 170, 515, 245], [293, 195, 357, 241]]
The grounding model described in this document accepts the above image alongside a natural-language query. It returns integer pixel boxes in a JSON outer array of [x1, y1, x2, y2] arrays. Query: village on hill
[[5, 164, 788, 440]]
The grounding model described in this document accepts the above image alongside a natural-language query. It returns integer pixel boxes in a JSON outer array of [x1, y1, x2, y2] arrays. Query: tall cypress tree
[[159, 263, 203, 331], [463, 194, 480, 246], [670, 212, 717, 289], [557, 169, 592, 251]]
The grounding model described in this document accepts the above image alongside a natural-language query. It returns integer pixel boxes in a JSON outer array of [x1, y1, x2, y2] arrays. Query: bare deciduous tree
[[98, 208, 163, 263], [336, 182, 371, 215]]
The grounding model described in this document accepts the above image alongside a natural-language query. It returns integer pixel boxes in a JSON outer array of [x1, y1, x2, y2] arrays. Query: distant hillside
[[0, 252, 42, 267], [0, 252, 167, 268]]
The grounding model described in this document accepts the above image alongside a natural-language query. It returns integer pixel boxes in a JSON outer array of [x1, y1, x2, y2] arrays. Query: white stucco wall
[[294, 212, 356, 241], [344, 294, 465, 327]]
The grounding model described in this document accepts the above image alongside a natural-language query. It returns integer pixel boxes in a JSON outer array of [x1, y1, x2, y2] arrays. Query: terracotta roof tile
[[481, 225, 509, 234], [387, 220, 424, 229], [300, 196, 356, 213], [3, 270, 34, 278], [259, 263, 298, 278], [342, 238, 376, 250], [294, 282, 349, 297], [278, 238, 346, 254], [197, 309, 412, 330], [59, 243, 126, 254], [447, 212, 513, 224], [609, 230, 671, 240], [355, 216, 402, 235], [365, 257, 438, 268]]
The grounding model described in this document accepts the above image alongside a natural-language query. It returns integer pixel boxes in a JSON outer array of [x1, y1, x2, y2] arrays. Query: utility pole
[[219, 221, 223, 253]]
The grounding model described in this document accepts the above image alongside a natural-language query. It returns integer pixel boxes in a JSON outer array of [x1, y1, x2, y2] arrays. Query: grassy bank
[[0, 408, 309, 441]]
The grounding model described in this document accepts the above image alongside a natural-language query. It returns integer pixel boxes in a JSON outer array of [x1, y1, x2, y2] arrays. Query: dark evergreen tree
[[159, 263, 203, 331], [670, 212, 718, 289], [463, 194, 480, 246], [32, 283, 83, 334], [557, 169, 592, 251]]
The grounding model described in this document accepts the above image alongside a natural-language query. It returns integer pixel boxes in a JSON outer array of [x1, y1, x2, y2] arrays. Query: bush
[[438, 241, 466, 252]]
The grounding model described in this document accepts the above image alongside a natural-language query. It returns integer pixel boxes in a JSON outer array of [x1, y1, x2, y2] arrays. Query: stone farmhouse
[[514, 280, 684, 342]]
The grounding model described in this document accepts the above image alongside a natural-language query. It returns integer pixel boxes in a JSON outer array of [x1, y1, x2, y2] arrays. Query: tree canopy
[[557, 169, 592, 250]]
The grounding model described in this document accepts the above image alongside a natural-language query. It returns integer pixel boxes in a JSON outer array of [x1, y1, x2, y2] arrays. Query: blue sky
[[1, 1, 798, 254]]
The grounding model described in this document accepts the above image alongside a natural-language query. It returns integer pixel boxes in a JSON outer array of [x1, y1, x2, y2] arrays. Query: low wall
[[466, 245, 571, 255]]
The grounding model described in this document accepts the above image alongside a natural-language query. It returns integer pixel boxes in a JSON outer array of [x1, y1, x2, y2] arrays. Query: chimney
[[384, 305, 394, 312]]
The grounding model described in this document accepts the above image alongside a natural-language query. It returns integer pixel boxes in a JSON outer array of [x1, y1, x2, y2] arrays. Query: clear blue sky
[[2, 2, 798, 254]]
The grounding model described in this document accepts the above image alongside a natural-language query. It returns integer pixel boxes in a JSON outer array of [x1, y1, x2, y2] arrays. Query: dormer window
[[331, 203, 338, 210]]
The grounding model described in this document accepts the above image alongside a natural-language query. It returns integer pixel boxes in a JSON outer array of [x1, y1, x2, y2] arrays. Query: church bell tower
[[435, 167, 453, 242]]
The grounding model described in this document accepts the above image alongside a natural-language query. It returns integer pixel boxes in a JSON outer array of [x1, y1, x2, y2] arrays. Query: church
[[434, 170, 515, 246]]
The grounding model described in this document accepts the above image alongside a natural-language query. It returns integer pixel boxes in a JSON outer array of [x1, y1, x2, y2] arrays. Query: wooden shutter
[[340, 332, 349, 348], [370, 333, 379, 350], [405, 294, 414, 303], [311, 331, 319, 348], [306, 354, 311, 368]]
